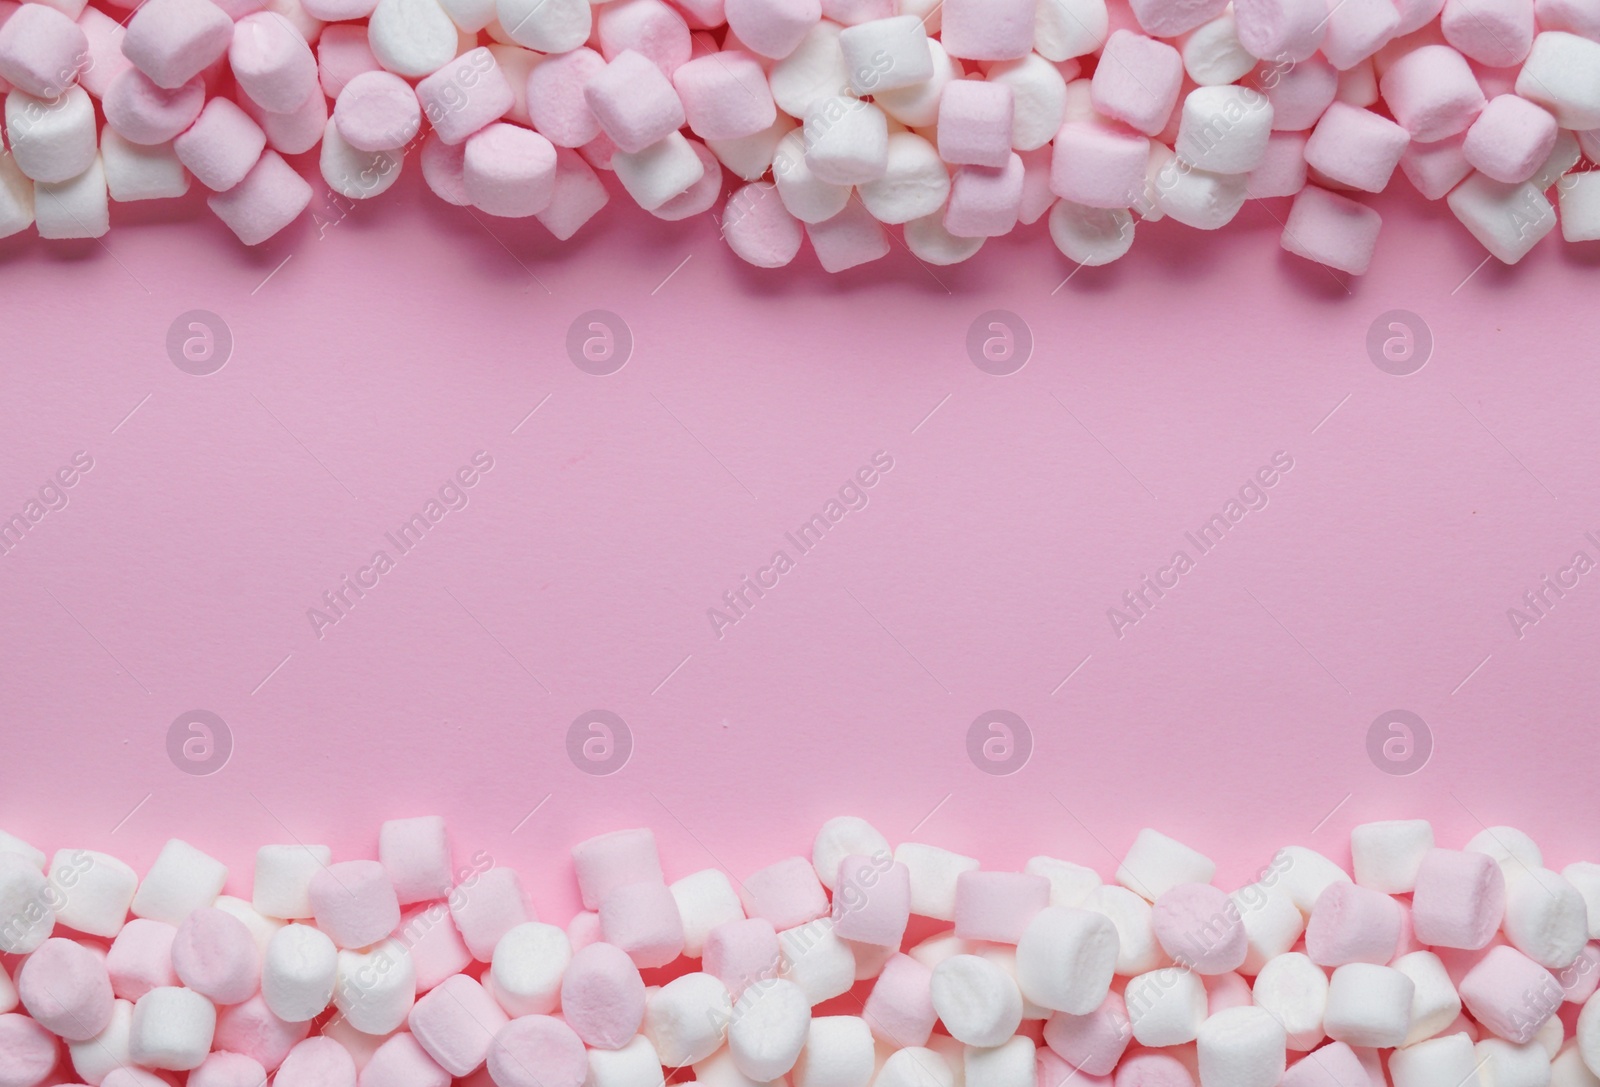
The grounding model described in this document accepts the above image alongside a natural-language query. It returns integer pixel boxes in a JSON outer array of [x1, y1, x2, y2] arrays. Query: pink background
[[2, 173, 1598, 922]]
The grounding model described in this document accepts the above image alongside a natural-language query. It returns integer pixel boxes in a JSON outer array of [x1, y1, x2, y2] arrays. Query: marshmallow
[[780, 917, 857, 1004], [1232, 881, 1304, 974], [7, 85, 96, 184], [1400, 132, 1470, 197], [409, 47, 510, 145], [254, 846, 333, 922], [1262, 55, 1337, 130], [573, 831, 665, 913], [1281, 184, 1376, 269], [1183, 12, 1256, 85], [1028, 857, 1102, 908], [334, 939, 416, 1035], [67, 996, 134, 1085], [1280, 1042, 1369, 1087], [190, 1051, 269, 1087], [1050, 121, 1148, 208], [1130, 0, 1225, 37], [497, 0, 589, 50], [1559, 174, 1600, 243], [1460, 945, 1562, 1044], [1036, 0, 1107, 59], [931, 954, 1025, 1046], [793, 1015, 875, 1087], [333, 71, 421, 153], [596, 0, 690, 73], [1501, 868, 1588, 970], [955, 872, 1050, 945], [123, 0, 233, 89], [877, 1045, 957, 1087], [1477, 1038, 1552, 1087], [1323, 963, 1415, 1048], [722, 179, 804, 266], [642, 971, 731, 1065], [172, 95, 267, 189], [1378, 44, 1485, 140], [463, 121, 556, 216], [0, 3, 86, 98], [17, 936, 114, 1041], [987, 54, 1066, 150], [1151, 883, 1247, 974], [308, 860, 401, 951], [805, 198, 890, 271], [215, 992, 312, 1069], [131, 840, 229, 929], [1175, 85, 1273, 172], [725, 0, 821, 58], [1016, 905, 1121, 1014], [612, 130, 703, 208], [1351, 822, 1434, 894], [536, 145, 609, 237], [1515, 33, 1600, 131], [449, 867, 530, 961], [1440, 0, 1531, 66], [1393, 950, 1463, 1044], [1304, 102, 1408, 191], [171, 907, 261, 1005], [673, 50, 776, 141], [941, 0, 1037, 60], [407, 973, 508, 1075], [585, 1034, 663, 1087], [1447, 172, 1556, 263], [1043, 990, 1132, 1074], [1462, 95, 1557, 186], [129, 986, 217, 1070], [231, 12, 318, 114], [1233, 0, 1326, 61], [1196, 1006, 1286, 1087], [586, 49, 686, 154], [832, 853, 913, 944], [766, 21, 847, 119], [276, 1036, 359, 1087], [730, 977, 811, 1080], [1320, 0, 1398, 68], [261, 923, 337, 1023], [0, 1014, 59, 1087], [361, 1032, 450, 1087], [840, 17, 932, 94], [1091, 31, 1182, 136], [487, 1015, 587, 1087], [865, 952, 939, 1046], [368, 0, 458, 77], [1126, 967, 1207, 1046], [1392, 1031, 1484, 1087], [805, 96, 889, 183], [1084, 884, 1167, 975], [208, 146, 310, 241], [966, 1035, 1036, 1087], [741, 856, 832, 931], [895, 845, 982, 923], [876, 39, 960, 127], [49, 849, 138, 939], [1250, 951, 1328, 1050], [1114, 1049, 1195, 1087], [487, 921, 570, 1018], [1306, 882, 1403, 965], [561, 941, 645, 1049]]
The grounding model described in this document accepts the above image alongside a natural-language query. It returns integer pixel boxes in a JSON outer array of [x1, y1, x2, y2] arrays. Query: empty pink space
[[1, 175, 1598, 921]]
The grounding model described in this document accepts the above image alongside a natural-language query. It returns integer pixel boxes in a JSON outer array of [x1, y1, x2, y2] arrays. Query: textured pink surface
[[2, 174, 1598, 923]]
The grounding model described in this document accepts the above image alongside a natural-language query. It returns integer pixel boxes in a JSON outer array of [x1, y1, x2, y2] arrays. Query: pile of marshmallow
[[0, 0, 1597, 271], [5, 815, 1600, 1087]]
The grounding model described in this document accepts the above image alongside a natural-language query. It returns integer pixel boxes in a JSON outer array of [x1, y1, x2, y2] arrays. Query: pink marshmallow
[[317, 24, 379, 98], [832, 855, 911, 947], [420, 131, 469, 203], [863, 952, 937, 1047], [1091, 31, 1182, 136], [103, 69, 206, 145], [276, 1036, 359, 1087], [398, 904, 473, 993], [1305, 883, 1403, 966], [723, 0, 821, 59], [939, 79, 1015, 166], [1458, 945, 1562, 1044], [559, 941, 646, 1049], [215, 993, 312, 1071], [525, 47, 605, 148], [1233, 0, 1326, 62], [1130, 0, 1227, 38], [190, 1051, 270, 1087], [1280, 1042, 1369, 1087], [1280, 184, 1382, 273], [536, 146, 611, 239], [309, 860, 402, 950], [408, 974, 509, 1076], [1303, 101, 1408, 190], [598, 881, 685, 968], [1050, 121, 1148, 208], [0, 1014, 60, 1087], [1246, 131, 1309, 197], [450, 867, 532, 962], [122, 0, 235, 89], [414, 47, 513, 145], [741, 855, 831, 931], [487, 1015, 589, 1087], [108, 919, 180, 1001], [335, 70, 420, 151], [0, 3, 86, 98], [359, 1032, 450, 1087], [567, 908, 603, 950], [1463, 94, 1557, 183], [584, 49, 686, 154], [1412, 849, 1507, 950], [650, 140, 725, 219], [1377, 44, 1485, 140], [244, 84, 327, 155], [230, 12, 317, 113], [703, 917, 781, 995], [1151, 883, 1248, 975], [572, 830, 665, 913], [596, 0, 691, 74], [175, 96, 268, 190], [1205, 972, 1253, 1013], [1441, 0, 1532, 66], [1259, 54, 1336, 130], [941, 0, 1037, 59], [673, 50, 775, 140], [823, 0, 895, 22], [1114, 1050, 1196, 1087], [956, 871, 1052, 944], [1043, 990, 1133, 1075], [17, 937, 114, 1041], [172, 907, 262, 1005], [77, 6, 135, 98], [1321, 0, 1400, 69], [947, 156, 1027, 236], [1398, 132, 1469, 196]]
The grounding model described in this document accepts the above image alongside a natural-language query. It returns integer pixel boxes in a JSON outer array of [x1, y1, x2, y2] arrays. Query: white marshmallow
[[1467, 827, 1544, 872], [1393, 950, 1462, 1045], [878, 1045, 957, 1087], [1271, 847, 1353, 914], [1048, 199, 1134, 265], [840, 17, 932, 94], [1118, 831, 1217, 901], [1197, 1006, 1287, 1087], [1562, 863, 1600, 939], [770, 21, 849, 119], [987, 54, 1067, 151], [1324, 963, 1414, 1048], [1126, 967, 1207, 1045], [848, 938, 897, 980], [1559, 171, 1600, 243], [588, 1034, 664, 1087], [0, 154, 33, 240], [1159, 160, 1260, 230], [50, 849, 138, 939], [1502, 868, 1588, 970], [645, 971, 732, 1066], [1175, 85, 1273, 173], [1394, 1032, 1487, 1087], [69, 997, 134, 1085], [368, 0, 459, 76], [671, 869, 744, 959], [1082, 885, 1165, 975], [708, 116, 797, 181], [1552, 1042, 1598, 1087], [774, 129, 851, 221], [1477, 1038, 1553, 1087], [895, 844, 981, 923], [804, 96, 889, 184], [964, 1035, 1035, 1087], [1234, 881, 1305, 974], [781, 918, 858, 1005], [614, 131, 705, 210], [0, 852, 53, 953], [1016, 905, 1119, 1014], [812, 819, 891, 892], [1514, 32, 1600, 130], [1251, 951, 1328, 1051], [6, 85, 97, 183], [129, 986, 216, 1071], [131, 840, 228, 928], [490, 921, 571, 1017], [498, 0, 591, 51], [1447, 173, 1557, 264], [930, 954, 1023, 1046], [730, 977, 811, 1081], [1035, 0, 1107, 59], [333, 938, 416, 1034], [1351, 821, 1434, 894], [320, 119, 405, 199], [904, 208, 986, 264], [0, 832, 46, 869], [1026, 857, 1101, 908], [101, 131, 190, 201], [253, 845, 333, 922], [793, 1015, 875, 1087], [263, 923, 337, 1023], [859, 132, 950, 223], [35, 155, 110, 238], [875, 40, 960, 127], [1182, 12, 1255, 85]]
